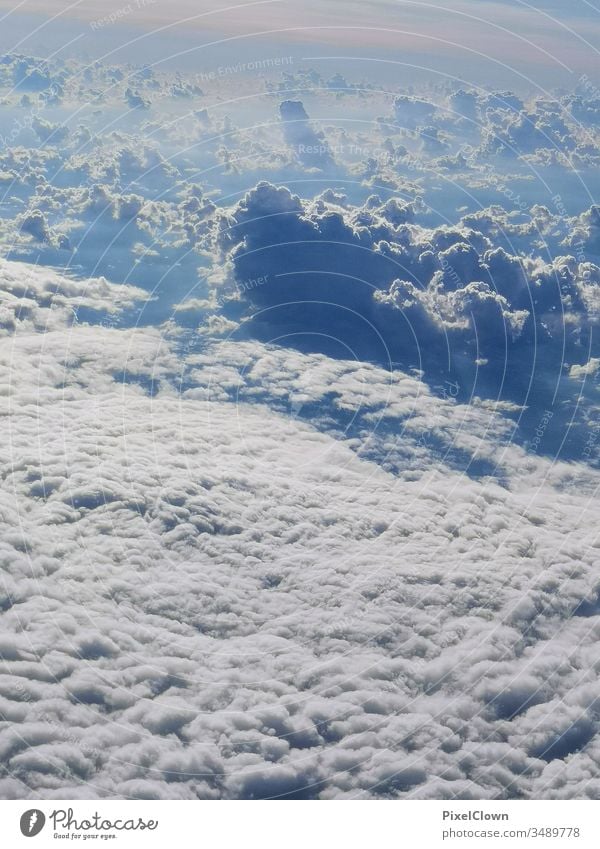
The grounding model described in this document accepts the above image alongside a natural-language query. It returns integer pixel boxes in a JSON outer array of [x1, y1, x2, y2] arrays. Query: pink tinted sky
[[0, 0, 598, 81]]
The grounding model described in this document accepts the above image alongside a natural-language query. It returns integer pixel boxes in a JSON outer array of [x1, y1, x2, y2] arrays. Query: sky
[[0, 0, 599, 802], [0, 0, 599, 84]]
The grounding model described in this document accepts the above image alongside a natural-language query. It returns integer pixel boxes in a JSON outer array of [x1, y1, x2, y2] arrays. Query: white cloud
[[0, 267, 599, 798]]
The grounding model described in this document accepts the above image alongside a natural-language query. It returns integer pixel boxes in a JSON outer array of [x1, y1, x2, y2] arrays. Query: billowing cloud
[[206, 182, 600, 433]]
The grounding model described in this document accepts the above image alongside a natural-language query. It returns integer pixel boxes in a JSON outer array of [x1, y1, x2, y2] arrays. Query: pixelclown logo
[[20, 809, 46, 837]]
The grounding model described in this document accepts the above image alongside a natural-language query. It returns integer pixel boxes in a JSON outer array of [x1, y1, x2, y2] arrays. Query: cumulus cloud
[[279, 100, 335, 170], [393, 95, 437, 129], [206, 182, 600, 432]]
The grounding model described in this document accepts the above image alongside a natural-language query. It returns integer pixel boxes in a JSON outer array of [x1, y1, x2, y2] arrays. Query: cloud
[[569, 357, 600, 379], [393, 95, 437, 130], [1, 44, 600, 801], [0, 258, 146, 336], [206, 182, 600, 431], [279, 101, 335, 170], [0, 261, 598, 798]]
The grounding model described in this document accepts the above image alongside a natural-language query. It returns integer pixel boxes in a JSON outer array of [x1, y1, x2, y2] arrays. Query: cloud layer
[[0, 260, 598, 799], [1, 44, 600, 801]]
